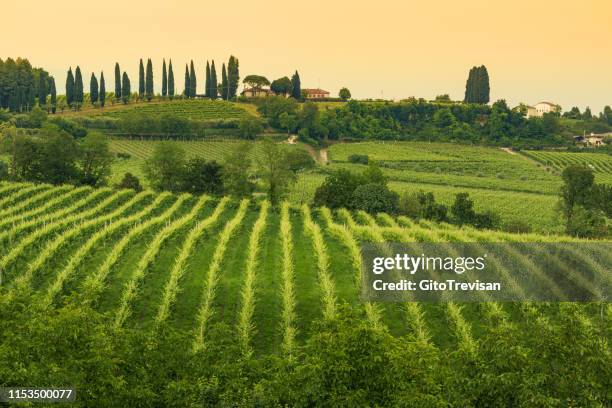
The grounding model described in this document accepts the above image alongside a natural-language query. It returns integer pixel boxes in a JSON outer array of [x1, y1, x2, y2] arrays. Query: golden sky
[[3, 0, 611, 111]]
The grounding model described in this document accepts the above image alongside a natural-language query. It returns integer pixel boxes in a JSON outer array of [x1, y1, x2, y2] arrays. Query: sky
[[3, 0, 611, 112]]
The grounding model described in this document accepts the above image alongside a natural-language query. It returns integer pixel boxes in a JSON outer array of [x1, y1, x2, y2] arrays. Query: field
[[522, 150, 612, 185], [60, 99, 257, 120], [0, 182, 609, 405]]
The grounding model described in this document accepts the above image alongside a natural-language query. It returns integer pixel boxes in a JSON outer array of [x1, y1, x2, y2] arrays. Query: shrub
[[0, 161, 9, 181], [348, 154, 369, 164], [350, 183, 399, 214], [116, 172, 142, 192], [314, 169, 365, 209], [239, 117, 264, 140], [398, 192, 422, 219], [503, 219, 532, 234], [117, 152, 132, 160], [181, 158, 224, 195]]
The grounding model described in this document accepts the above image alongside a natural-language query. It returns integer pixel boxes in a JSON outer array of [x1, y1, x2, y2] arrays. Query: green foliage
[[0, 161, 8, 180], [0, 58, 41, 112], [116, 172, 142, 191], [348, 154, 369, 164], [143, 141, 186, 192], [209, 60, 217, 99], [80, 132, 113, 186], [559, 165, 595, 224], [181, 158, 223, 195], [464, 65, 490, 104], [183, 64, 190, 97], [99, 72, 105, 108], [270, 77, 292, 95], [222, 142, 255, 197], [167, 60, 175, 99], [161, 59, 168, 97], [114, 63, 121, 100], [257, 96, 298, 128], [239, 117, 263, 139], [189, 60, 197, 98], [121, 72, 131, 104], [258, 138, 296, 205], [66, 68, 75, 107], [74, 66, 83, 107], [227, 55, 240, 99], [89, 73, 98, 105], [138, 59, 145, 99], [291, 70, 301, 99], [243, 74, 270, 89], [205, 61, 211, 98], [351, 183, 398, 214], [285, 148, 315, 173], [338, 87, 351, 101], [49, 77, 57, 113], [314, 169, 366, 209], [145, 58, 154, 101], [220, 63, 228, 100]]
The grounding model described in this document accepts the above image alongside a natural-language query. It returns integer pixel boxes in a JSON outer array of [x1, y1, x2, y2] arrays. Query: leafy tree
[[451, 192, 476, 225], [286, 148, 315, 173], [348, 154, 368, 164], [351, 183, 398, 214], [121, 72, 131, 104], [181, 158, 224, 195], [184, 64, 190, 97], [398, 192, 423, 219], [0, 161, 8, 181], [243, 75, 270, 89], [143, 141, 186, 192], [362, 162, 387, 185], [145, 58, 154, 101], [116, 172, 142, 191], [49, 77, 57, 113], [291, 71, 301, 99], [66, 68, 75, 107], [80, 132, 113, 186], [189, 60, 197, 98], [258, 138, 295, 205], [257, 96, 298, 128], [227, 55, 240, 98], [168, 59, 175, 99], [222, 142, 255, 197], [314, 169, 366, 209], [221, 63, 228, 100], [566, 206, 607, 238], [583, 106, 592, 120], [239, 117, 264, 139], [338, 87, 351, 101], [559, 165, 595, 226], [418, 192, 448, 222], [270, 77, 292, 95], [74, 66, 84, 108], [433, 107, 455, 128], [114, 63, 121, 100], [205, 61, 211, 97], [138, 58, 145, 99], [210, 61, 217, 99], [99, 72, 106, 107], [89, 73, 98, 105], [278, 112, 297, 135], [162, 59, 168, 97]]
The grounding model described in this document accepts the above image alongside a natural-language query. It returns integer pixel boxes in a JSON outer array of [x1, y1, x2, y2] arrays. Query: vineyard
[[522, 150, 612, 184], [0, 182, 609, 405]]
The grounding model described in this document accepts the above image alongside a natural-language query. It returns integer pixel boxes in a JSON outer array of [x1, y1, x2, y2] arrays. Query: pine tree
[[184, 64, 190, 97], [38, 73, 47, 106], [227, 55, 240, 98], [114, 63, 122, 100], [189, 60, 197, 98], [145, 58, 154, 101], [49, 77, 57, 113], [138, 59, 145, 99], [121, 72, 131, 104], [168, 60, 175, 99], [205, 61, 211, 97], [66, 68, 75, 107], [90, 73, 99, 105], [162, 59, 168, 97], [99, 72, 106, 108], [291, 70, 301, 99], [221, 63, 228, 100], [74, 66, 84, 108], [210, 61, 217, 99]]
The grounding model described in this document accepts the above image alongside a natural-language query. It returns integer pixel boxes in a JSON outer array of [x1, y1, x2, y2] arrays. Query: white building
[[525, 101, 560, 118]]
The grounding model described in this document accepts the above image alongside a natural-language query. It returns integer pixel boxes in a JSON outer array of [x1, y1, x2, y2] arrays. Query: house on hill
[[241, 87, 274, 98], [574, 133, 608, 147], [525, 101, 561, 118], [303, 88, 330, 99]]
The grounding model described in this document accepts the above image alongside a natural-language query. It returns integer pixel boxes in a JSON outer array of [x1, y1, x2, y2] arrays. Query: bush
[[398, 192, 422, 219], [348, 154, 369, 164], [117, 152, 132, 160], [566, 206, 608, 238], [116, 172, 142, 192], [350, 183, 399, 214], [314, 169, 365, 209], [181, 158, 224, 195], [503, 219, 532, 234], [0, 161, 9, 181], [238, 117, 264, 140], [47, 116, 88, 138]]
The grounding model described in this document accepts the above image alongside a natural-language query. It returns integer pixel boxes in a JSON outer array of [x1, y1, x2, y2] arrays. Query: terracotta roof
[[535, 101, 558, 107], [303, 88, 330, 94]]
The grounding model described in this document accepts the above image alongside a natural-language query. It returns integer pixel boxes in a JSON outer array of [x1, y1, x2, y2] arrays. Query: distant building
[[574, 133, 608, 147], [525, 101, 560, 118], [302, 88, 330, 99], [241, 87, 274, 98]]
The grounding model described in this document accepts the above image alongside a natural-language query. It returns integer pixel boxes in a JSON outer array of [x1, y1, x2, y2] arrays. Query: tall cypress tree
[[114, 63, 121, 100], [49, 77, 57, 113], [184, 64, 190, 97], [99, 72, 106, 108], [227, 55, 239, 98], [478, 65, 490, 104], [121, 72, 131, 104], [66, 68, 74, 107], [138, 58, 145, 99], [205, 61, 211, 97], [291, 70, 301, 99], [189, 60, 197, 98], [221, 63, 228, 100], [168, 60, 175, 99], [210, 61, 217, 99], [162, 59, 168, 97], [145, 58, 154, 101], [90, 73, 99, 105], [74, 66, 84, 108], [38, 73, 47, 106], [464, 65, 490, 104]]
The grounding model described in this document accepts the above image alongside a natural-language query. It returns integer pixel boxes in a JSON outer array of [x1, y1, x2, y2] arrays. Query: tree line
[[0, 58, 55, 113]]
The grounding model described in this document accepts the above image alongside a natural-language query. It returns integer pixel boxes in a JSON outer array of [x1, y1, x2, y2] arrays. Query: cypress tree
[[478, 65, 490, 104], [49, 77, 57, 113], [189, 60, 197, 98], [210, 60, 217, 99], [221, 63, 228, 100], [227, 55, 239, 98], [184, 64, 190, 97], [138, 59, 145, 99], [145, 58, 154, 101], [66, 68, 74, 107], [38, 73, 47, 106], [121, 72, 131, 104], [205, 61, 211, 97], [162, 59, 168, 97], [464, 67, 475, 103], [90, 73, 99, 105], [99, 72, 106, 107], [74, 66, 84, 108], [168, 60, 175, 99], [114, 63, 121, 100], [291, 70, 301, 99]]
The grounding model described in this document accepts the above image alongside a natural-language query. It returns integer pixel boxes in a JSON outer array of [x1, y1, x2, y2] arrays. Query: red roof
[[303, 88, 330, 95]]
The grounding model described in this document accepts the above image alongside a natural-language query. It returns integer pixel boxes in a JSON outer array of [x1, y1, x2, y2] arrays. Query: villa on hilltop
[[302, 88, 330, 99], [524, 101, 561, 118]]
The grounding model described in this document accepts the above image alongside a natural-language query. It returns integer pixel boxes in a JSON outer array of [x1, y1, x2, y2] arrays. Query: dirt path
[[500, 147, 517, 155], [301, 143, 328, 165]]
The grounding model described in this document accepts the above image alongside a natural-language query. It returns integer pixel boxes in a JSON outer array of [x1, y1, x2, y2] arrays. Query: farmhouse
[[241, 87, 274, 98], [574, 133, 608, 147], [303, 88, 330, 99], [525, 101, 560, 118]]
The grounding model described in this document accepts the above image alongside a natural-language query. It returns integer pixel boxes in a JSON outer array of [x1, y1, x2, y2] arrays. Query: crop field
[[63, 99, 256, 120], [522, 150, 612, 184]]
